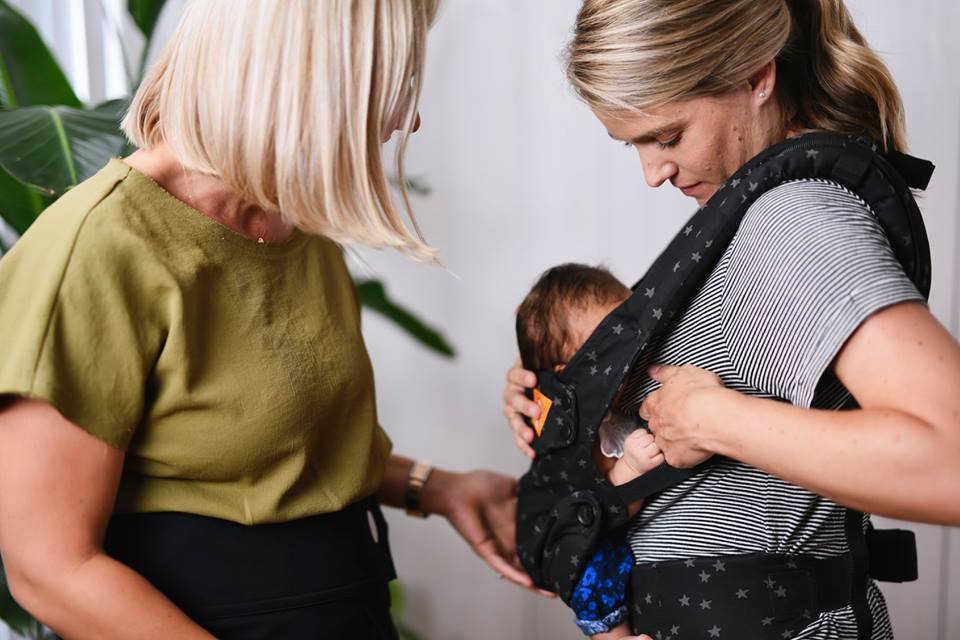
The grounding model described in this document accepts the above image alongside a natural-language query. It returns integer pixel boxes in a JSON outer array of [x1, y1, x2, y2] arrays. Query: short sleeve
[[721, 180, 924, 407], [0, 195, 164, 449]]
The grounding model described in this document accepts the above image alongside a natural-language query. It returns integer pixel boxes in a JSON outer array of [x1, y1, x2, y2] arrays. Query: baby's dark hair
[[516, 263, 631, 371]]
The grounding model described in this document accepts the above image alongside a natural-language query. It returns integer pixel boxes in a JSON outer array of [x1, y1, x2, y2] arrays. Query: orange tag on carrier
[[531, 389, 553, 437]]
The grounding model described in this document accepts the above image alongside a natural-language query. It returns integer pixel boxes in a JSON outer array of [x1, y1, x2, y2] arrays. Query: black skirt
[[103, 495, 398, 639]]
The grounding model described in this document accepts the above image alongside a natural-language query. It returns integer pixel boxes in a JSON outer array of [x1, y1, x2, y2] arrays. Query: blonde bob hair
[[123, 0, 440, 260], [567, 0, 906, 152]]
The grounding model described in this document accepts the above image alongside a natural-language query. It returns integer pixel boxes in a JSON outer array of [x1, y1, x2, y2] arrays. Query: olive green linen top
[[0, 159, 392, 524]]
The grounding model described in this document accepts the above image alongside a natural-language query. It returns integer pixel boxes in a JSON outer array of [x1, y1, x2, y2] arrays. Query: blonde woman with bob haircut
[[504, 1, 960, 638], [0, 1, 537, 638]]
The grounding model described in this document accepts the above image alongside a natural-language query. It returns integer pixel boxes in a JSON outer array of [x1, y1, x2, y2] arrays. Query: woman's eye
[[657, 135, 681, 149]]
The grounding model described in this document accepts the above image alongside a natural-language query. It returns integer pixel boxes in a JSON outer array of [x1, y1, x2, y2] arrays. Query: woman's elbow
[[4, 558, 48, 620], [2, 552, 74, 626]]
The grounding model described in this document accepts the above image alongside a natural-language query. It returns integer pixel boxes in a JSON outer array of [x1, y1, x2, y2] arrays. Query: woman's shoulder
[[738, 178, 876, 242], [0, 161, 179, 323], [10, 159, 165, 266]]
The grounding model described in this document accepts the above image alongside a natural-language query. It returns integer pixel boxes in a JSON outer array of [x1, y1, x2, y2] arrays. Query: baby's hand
[[622, 429, 664, 476]]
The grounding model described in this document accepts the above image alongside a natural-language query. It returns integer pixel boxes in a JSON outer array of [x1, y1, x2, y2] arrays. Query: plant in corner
[[0, 1, 448, 637]]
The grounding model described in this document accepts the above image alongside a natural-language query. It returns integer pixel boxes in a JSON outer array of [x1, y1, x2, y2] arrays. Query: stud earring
[[759, 91, 767, 98]]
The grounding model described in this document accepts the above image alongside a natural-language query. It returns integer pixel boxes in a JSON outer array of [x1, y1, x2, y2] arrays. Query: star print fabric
[[571, 536, 633, 634], [628, 553, 857, 640]]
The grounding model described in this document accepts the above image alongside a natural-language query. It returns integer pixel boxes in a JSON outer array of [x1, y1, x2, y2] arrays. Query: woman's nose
[[641, 156, 678, 188]]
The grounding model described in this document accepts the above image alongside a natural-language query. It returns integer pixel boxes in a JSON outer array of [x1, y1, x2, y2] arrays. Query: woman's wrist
[[403, 460, 435, 517], [379, 455, 458, 518], [418, 467, 457, 517], [693, 386, 743, 457]]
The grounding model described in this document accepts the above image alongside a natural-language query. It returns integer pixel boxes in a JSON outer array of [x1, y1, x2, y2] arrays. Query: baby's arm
[[607, 429, 663, 486]]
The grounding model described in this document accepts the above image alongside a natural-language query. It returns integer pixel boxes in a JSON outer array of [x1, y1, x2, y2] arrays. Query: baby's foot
[[622, 429, 664, 476]]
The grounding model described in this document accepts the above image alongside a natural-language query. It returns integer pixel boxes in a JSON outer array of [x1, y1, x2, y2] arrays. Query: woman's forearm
[[9, 551, 212, 640], [701, 388, 960, 524]]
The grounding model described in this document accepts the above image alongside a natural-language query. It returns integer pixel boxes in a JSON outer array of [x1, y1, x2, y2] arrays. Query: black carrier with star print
[[515, 133, 933, 623]]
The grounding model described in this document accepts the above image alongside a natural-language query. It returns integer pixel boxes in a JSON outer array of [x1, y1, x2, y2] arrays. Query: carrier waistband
[[629, 552, 859, 638]]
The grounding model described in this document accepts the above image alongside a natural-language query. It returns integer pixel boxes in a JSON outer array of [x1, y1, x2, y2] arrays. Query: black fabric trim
[[844, 510, 874, 640]]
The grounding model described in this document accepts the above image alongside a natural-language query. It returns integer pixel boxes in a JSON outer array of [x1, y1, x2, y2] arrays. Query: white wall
[[3, 2, 958, 639]]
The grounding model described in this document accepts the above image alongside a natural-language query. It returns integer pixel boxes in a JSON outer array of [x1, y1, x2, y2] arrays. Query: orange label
[[531, 389, 553, 437]]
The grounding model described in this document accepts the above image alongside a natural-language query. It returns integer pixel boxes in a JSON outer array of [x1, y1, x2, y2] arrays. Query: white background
[[4, 1, 959, 639]]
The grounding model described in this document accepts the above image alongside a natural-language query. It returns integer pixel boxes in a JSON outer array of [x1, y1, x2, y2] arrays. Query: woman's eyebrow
[[609, 123, 683, 145]]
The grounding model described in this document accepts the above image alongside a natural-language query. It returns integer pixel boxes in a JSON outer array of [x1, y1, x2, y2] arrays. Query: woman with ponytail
[[504, 1, 960, 638]]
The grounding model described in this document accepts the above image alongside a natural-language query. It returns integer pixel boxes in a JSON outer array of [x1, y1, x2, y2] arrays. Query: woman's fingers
[[503, 361, 539, 457], [506, 389, 540, 421], [514, 431, 535, 459], [506, 360, 537, 389], [647, 363, 679, 381], [638, 390, 657, 423], [475, 538, 552, 597]]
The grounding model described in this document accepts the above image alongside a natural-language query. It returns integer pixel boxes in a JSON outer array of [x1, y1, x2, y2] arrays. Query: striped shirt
[[617, 180, 924, 639]]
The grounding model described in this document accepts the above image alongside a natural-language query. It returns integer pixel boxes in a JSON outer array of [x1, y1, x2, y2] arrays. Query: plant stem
[[46, 107, 77, 185]]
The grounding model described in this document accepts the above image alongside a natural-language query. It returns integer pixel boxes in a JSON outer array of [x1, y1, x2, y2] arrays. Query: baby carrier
[[516, 133, 933, 634]]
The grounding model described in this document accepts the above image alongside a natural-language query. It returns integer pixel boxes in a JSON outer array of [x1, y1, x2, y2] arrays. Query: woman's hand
[[502, 358, 539, 459], [639, 364, 728, 468], [427, 468, 553, 597]]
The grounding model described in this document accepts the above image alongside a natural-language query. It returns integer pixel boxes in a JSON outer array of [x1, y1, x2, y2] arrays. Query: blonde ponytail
[[778, 0, 906, 151]]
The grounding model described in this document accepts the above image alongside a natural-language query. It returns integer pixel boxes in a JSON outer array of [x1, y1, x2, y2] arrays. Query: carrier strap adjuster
[[866, 527, 918, 582]]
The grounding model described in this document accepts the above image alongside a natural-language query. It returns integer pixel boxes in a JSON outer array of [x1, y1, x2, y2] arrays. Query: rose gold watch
[[404, 460, 434, 518]]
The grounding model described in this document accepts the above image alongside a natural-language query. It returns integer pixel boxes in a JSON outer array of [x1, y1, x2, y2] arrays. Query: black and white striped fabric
[[615, 179, 924, 639]]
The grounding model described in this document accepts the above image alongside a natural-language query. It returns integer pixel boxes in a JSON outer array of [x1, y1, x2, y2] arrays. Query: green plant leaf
[[354, 279, 455, 358], [0, 0, 81, 109], [0, 559, 38, 635], [0, 105, 126, 197], [0, 163, 48, 234], [387, 174, 432, 197], [128, 0, 168, 41]]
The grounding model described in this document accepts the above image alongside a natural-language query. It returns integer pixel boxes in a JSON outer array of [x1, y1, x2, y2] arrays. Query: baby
[[516, 263, 662, 638]]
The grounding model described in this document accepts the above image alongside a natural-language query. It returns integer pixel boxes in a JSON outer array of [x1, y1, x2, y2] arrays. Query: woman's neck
[[123, 144, 295, 244]]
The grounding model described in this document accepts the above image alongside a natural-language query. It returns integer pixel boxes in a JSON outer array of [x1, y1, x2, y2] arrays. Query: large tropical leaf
[[0, 0, 81, 110], [128, 0, 168, 41], [0, 163, 48, 234], [0, 105, 126, 197], [355, 279, 455, 357]]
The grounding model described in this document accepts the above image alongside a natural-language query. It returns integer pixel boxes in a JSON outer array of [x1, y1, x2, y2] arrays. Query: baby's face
[[556, 296, 629, 369]]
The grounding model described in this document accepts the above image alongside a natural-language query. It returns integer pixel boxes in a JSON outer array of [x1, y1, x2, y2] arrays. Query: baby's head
[[516, 263, 631, 372]]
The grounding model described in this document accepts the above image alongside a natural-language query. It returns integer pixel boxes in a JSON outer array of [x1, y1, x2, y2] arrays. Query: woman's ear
[[749, 60, 777, 102], [553, 363, 566, 372]]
